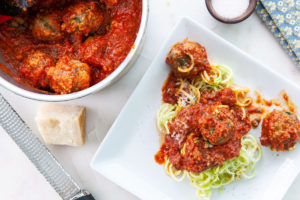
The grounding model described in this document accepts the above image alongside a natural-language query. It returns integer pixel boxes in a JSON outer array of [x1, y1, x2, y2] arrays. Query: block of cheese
[[36, 104, 86, 146]]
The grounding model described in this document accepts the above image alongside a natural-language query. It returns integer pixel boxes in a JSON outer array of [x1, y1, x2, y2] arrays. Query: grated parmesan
[[212, 0, 250, 19]]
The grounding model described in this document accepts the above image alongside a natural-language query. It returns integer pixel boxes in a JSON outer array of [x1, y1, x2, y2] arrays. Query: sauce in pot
[[0, 0, 142, 94]]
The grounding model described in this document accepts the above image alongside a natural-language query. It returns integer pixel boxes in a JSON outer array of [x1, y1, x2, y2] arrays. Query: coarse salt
[[212, 0, 250, 19]]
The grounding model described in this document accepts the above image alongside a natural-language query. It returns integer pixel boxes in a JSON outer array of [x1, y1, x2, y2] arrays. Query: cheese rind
[[36, 104, 86, 146]]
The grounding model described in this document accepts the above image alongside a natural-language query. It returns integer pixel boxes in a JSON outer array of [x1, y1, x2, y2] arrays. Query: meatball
[[62, 2, 104, 36], [19, 51, 54, 88], [80, 36, 108, 67], [166, 40, 210, 78], [260, 110, 300, 151], [198, 105, 235, 145], [32, 13, 62, 41], [47, 56, 91, 94], [166, 102, 247, 172], [169, 104, 235, 145]]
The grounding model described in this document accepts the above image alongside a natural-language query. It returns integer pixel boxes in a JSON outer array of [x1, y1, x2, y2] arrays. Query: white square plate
[[91, 17, 300, 200]]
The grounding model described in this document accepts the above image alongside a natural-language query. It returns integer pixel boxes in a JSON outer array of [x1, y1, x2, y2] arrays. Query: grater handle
[[76, 194, 95, 200]]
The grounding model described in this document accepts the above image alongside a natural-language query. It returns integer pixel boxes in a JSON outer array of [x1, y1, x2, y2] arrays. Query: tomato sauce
[[254, 90, 296, 114], [156, 74, 251, 173], [281, 91, 296, 113], [162, 73, 180, 105], [0, 62, 19, 80], [247, 107, 264, 114], [255, 91, 262, 104], [155, 144, 167, 165], [0, 0, 142, 94], [251, 117, 261, 128]]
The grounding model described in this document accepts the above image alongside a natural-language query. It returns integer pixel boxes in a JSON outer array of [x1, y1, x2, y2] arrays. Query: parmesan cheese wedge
[[36, 104, 86, 146]]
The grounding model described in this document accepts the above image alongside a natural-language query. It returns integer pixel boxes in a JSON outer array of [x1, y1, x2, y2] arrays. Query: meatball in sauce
[[19, 51, 54, 88], [62, 2, 104, 36], [80, 36, 108, 67], [260, 110, 300, 151], [47, 56, 91, 94], [199, 105, 235, 145], [160, 88, 251, 173], [166, 39, 210, 79], [31, 12, 63, 42]]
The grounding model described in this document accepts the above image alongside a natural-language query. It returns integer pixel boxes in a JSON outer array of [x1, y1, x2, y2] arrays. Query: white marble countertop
[[1, 0, 300, 199]]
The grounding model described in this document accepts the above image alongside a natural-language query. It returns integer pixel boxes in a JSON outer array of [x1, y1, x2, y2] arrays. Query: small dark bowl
[[205, 0, 257, 24]]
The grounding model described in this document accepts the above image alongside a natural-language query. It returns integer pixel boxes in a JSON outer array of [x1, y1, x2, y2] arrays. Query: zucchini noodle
[[157, 103, 180, 134], [164, 134, 262, 200], [191, 76, 223, 92], [176, 79, 200, 106], [177, 53, 195, 73], [232, 86, 253, 107], [175, 65, 234, 106], [175, 65, 252, 108], [200, 65, 233, 88], [164, 159, 187, 181]]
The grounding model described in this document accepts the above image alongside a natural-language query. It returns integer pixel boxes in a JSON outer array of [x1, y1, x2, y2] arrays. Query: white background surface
[[0, 0, 299, 199]]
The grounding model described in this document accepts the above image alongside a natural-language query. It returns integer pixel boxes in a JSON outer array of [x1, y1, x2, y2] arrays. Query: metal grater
[[0, 94, 95, 200]]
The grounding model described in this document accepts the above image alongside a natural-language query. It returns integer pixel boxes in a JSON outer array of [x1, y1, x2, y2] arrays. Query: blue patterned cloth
[[256, 0, 300, 67]]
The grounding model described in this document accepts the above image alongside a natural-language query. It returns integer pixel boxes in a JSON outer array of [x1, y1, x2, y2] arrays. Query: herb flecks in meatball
[[166, 39, 210, 78], [32, 13, 62, 41], [62, 2, 104, 36], [19, 51, 54, 88], [260, 110, 300, 151], [199, 106, 235, 145], [47, 56, 91, 94]]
